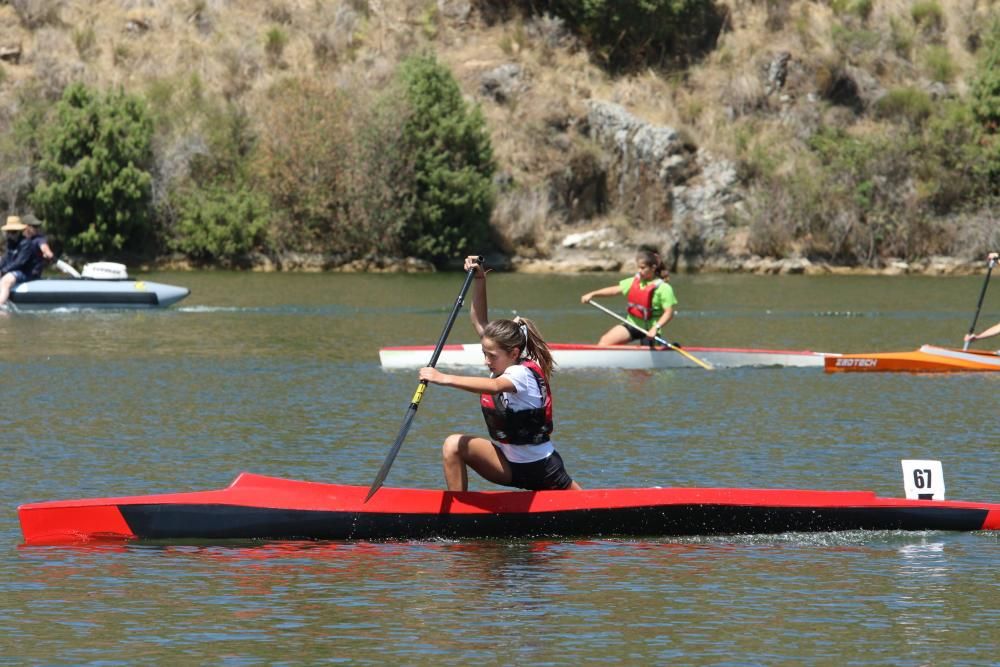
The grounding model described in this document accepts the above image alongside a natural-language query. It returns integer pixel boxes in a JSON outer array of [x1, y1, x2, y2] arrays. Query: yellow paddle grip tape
[[411, 383, 427, 404]]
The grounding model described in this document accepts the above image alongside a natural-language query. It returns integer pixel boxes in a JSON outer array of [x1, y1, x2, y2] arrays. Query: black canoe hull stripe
[[118, 504, 990, 541]]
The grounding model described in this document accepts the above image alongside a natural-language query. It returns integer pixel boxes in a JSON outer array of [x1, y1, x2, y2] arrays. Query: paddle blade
[[365, 404, 419, 502]]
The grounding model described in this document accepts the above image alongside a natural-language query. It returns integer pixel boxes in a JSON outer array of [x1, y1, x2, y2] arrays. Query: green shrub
[[969, 20, 1000, 132], [831, 0, 873, 21], [922, 45, 955, 82], [340, 89, 417, 257], [874, 87, 933, 126], [395, 54, 495, 265], [31, 83, 154, 255], [73, 25, 98, 60], [968, 21, 1000, 190], [168, 183, 269, 262], [831, 25, 881, 56], [889, 16, 915, 59], [250, 78, 351, 252], [265, 26, 288, 65], [799, 127, 943, 264], [144, 75, 270, 259], [517, 0, 724, 71], [911, 0, 945, 35], [921, 100, 995, 206]]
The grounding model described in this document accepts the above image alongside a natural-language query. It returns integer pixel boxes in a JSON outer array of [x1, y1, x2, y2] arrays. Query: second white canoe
[[380, 343, 829, 369]]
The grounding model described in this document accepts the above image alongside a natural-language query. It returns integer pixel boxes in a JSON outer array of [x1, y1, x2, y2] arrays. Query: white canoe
[[380, 343, 828, 370], [10, 278, 190, 310]]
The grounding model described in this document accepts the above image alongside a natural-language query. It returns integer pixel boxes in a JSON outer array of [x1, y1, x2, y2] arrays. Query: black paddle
[[963, 254, 997, 350], [365, 257, 482, 502]]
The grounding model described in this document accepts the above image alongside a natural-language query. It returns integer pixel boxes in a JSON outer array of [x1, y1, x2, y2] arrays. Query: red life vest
[[480, 359, 553, 445], [626, 275, 663, 321]]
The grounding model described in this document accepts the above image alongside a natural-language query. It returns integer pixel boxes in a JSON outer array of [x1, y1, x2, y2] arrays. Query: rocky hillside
[[0, 0, 997, 274]]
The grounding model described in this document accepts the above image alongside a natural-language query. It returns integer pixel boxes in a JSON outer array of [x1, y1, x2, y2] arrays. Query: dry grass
[[0, 0, 990, 134], [0, 0, 996, 259]]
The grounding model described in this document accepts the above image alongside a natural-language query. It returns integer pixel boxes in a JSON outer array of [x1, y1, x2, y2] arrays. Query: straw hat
[[1, 215, 26, 232]]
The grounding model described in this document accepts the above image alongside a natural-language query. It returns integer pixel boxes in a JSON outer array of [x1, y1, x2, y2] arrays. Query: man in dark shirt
[[0, 214, 51, 307], [21, 214, 54, 279]]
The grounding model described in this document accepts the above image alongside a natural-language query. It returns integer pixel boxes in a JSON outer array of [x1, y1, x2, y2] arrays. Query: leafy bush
[[745, 99, 998, 266], [874, 88, 933, 127], [168, 183, 269, 262], [395, 54, 495, 264], [968, 21, 1000, 191], [0, 84, 51, 213], [920, 100, 994, 207], [911, 1, 944, 31], [516, 0, 725, 71], [265, 26, 288, 66], [250, 78, 351, 252], [31, 83, 154, 255], [969, 21, 1000, 132], [831, 0, 873, 21], [157, 92, 273, 261], [889, 16, 915, 58], [830, 25, 881, 57], [339, 89, 417, 258], [922, 45, 955, 82]]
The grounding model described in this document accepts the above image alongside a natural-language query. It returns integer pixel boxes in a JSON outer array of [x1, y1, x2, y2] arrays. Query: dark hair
[[482, 316, 555, 380], [636, 247, 669, 281]]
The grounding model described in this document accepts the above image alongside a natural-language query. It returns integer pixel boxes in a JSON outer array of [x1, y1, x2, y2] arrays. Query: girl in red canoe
[[418, 256, 582, 492]]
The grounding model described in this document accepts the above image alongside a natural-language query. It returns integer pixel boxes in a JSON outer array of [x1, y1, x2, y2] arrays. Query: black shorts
[[625, 324, 653, 343], [497, 448, 574, 491]]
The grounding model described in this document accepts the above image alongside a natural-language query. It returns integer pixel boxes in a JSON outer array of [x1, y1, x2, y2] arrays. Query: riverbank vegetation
[[0, 0, 997, 271]]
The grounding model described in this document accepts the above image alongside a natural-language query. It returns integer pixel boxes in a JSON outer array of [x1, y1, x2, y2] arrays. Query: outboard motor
[[81, 262, 129, 280]]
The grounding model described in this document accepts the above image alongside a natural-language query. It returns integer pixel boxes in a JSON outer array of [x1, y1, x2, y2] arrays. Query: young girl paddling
[[418, 256, 582, 492], [580, 248, 678, 345]]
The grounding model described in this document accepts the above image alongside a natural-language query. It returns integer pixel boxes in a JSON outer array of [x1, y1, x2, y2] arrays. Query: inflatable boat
[[9, 262, 189, 310]]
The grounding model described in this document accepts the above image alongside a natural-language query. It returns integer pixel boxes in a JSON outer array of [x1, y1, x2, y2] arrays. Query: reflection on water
[[894, 541, 954, 651], [2, 271, 999, 664], [9, 533, 997, 664]]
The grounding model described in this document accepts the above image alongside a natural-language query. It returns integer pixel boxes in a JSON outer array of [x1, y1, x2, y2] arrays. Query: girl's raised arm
[[466, 255, 488, 337]]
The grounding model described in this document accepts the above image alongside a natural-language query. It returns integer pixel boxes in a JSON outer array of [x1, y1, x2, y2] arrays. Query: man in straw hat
[[0, 213, 52, 307], [0, 215, 27, 306]]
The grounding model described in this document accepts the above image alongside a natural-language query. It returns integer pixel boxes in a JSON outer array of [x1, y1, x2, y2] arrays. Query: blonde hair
[[482, 316, 555, 380]]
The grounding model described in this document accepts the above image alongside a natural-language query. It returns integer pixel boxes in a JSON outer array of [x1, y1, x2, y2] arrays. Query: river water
[[2, 271, 998, 665]]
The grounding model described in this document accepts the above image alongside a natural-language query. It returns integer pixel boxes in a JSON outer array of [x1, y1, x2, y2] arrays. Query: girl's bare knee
[[442, 434, 465, 459]]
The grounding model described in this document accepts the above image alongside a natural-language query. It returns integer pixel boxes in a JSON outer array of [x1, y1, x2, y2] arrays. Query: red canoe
[[18, 472, 1000, 545], [825, 344, 1000, 373]]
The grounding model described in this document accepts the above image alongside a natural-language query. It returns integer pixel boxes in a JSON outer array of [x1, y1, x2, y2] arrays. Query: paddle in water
[[963, 253, 996, 350], [365, 257, 483, 501], [587, 299, 714, 370]]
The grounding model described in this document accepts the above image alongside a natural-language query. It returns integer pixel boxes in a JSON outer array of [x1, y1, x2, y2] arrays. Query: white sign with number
[[901, 459, 945, 500]]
